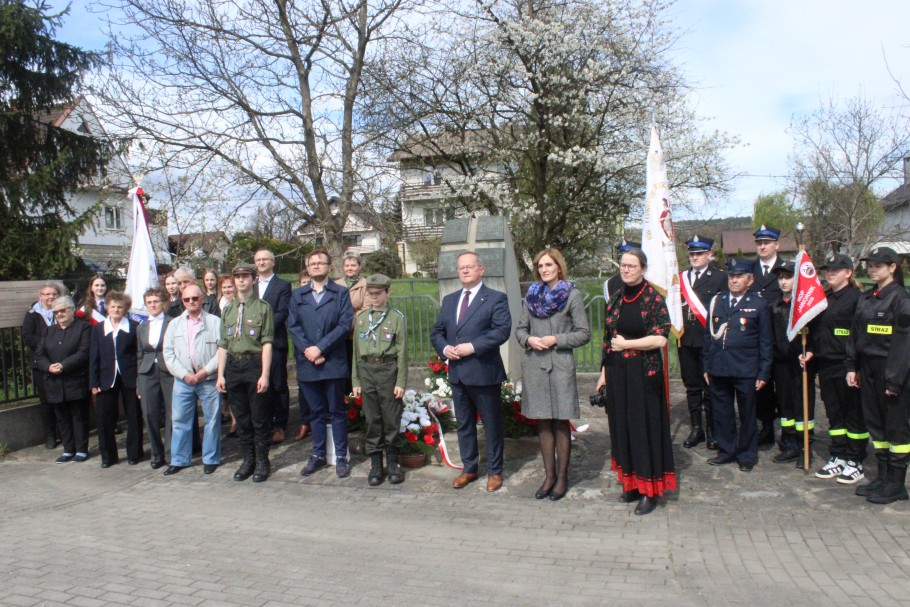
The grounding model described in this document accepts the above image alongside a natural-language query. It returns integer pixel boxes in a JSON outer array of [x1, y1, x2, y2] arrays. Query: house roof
[[294, 199, 376, 235], [387, 129, 499, 162], [721, 228, 799, 256], [882, 182, 910, 211], [168, 231, 229, 254], [35, 97, 80, 128]]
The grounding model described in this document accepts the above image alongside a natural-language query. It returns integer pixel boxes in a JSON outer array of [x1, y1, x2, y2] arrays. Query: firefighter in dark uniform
[[678, 235, 727, 449], [603, 239, 641, 301], [703, 257, 773, 472], [847, 247, 910, 504], [750, 225, 785, 447], [811, 254, 867, 484], [768, 260, 816, 465]]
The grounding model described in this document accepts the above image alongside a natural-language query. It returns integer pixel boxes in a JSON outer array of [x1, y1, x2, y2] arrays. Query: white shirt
[[103, 317, 131, 386], [456, 283, 482, 324], [147, 313, 165, 349], [258, 274, 273, 299]]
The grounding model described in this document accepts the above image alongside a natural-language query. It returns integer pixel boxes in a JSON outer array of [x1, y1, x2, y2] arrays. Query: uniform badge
[[384, 333, 393, 341], [227, 327, 234, 336], [740, 318, 747, 332], [358, 332, 367, 340], [249, 329, 255, 336]]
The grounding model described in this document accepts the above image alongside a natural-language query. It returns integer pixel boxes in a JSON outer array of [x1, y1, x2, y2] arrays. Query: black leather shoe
[[739, 462, 754, 472], [203, 464, 218, 475], [634, 496, 657, 515], [150, 461, 165, 470], [535, 479, 556, 500], [772, 448, 800, 463], [683, 427, 705, 449], [101, 462, 111, 469], [163, 465, 186, 476], [618, 489, 640, 503], [549, 485, 568, 501], [708, 456, 736, 466], [128, 459, 140, 466], [706, 439, 719, 450]]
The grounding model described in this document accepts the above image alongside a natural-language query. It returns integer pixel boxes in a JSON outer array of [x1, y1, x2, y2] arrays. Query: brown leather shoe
[[271, 428, 286, 444], [294, 424, 311, 442], [452, 472, 479, 489], [486, 474, 503, 492]]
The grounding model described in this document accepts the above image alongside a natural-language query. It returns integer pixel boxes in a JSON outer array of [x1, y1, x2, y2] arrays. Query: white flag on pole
[[641, 124, 684, 335], [124, 186, 159, 321]]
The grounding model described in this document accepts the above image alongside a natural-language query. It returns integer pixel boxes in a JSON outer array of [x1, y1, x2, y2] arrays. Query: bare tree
[[788, 94, 910, 258], [246, 200, 300, 241], [91, 0, 420, 272]]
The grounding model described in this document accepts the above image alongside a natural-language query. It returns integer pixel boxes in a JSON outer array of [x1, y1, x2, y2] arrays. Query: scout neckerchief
[[362, 309, 388, 345], [234, 300, 245, 340]]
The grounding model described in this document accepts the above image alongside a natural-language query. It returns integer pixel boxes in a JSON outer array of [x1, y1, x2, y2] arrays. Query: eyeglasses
[[307, 261, 329, 267], [182, 296, 201, 303], [40, 291, 58, 297], [619, 264, 641, 270], [53, 309, 72, 315], [457, 265, 479, 272]]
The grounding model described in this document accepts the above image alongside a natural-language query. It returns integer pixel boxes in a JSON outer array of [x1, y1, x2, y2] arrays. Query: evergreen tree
[[0, 0, 111, 279]]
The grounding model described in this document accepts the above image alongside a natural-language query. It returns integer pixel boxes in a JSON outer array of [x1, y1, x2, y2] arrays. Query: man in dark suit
[[430, 251, 512, 492], [749, 225, 785, 447], [678, 235, 727, 449], [254, 248, 293, 444], [136, 288, 173, 470], [702, 258, 773, 472]]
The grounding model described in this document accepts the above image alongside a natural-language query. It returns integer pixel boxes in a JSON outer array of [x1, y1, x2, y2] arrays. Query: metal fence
[[1, 326, 36, 404]]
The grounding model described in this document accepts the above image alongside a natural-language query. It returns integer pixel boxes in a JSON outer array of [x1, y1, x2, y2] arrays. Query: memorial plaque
[[478, 247, 505, 277], [440, 219, 470, 244], [475, 216, 504, 242], [436, 250, 462, 280]]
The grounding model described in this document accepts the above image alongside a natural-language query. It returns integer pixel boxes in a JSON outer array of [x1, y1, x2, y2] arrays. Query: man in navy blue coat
[[289, 250, 355, 478], [702, 257, 773, 472], [254, 249, 293, 443], [430, 251, 512, 492]]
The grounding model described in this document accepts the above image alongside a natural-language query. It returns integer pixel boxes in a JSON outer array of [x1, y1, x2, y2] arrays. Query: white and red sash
[[679, 270, 708, 328]]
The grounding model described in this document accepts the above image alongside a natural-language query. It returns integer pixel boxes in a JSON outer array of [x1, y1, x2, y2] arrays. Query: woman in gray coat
[[515, 248, 591, 501]]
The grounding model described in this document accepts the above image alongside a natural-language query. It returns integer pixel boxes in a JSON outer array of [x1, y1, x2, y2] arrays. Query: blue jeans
[[171, 378, 221, 466]]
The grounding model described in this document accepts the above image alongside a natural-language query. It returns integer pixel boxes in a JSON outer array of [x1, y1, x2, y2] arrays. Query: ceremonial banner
[[641, 124, 683, 335], [787, 250, 827, 341], [124, 186, 159, 321]]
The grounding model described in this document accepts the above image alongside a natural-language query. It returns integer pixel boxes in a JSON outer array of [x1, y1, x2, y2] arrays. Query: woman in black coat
[[90, 291, 142, 468], [22, 281, 66, 449], [35, 296, 92, 463]]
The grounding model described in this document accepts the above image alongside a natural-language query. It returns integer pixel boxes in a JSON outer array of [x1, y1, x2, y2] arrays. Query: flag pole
[[795, 222, 810, 473]]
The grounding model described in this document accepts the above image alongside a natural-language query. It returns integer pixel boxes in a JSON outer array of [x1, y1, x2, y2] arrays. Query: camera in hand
[[589, 386, 608, 408]]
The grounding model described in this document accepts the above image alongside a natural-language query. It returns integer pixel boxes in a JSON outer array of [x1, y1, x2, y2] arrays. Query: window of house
[[343, 234, 362, 246], [433, 169, 442, 185], [104, 205, 122, 230], [423, 168, 433, 186], [424, 208, 449, 227], [315, 237, 324, 246]]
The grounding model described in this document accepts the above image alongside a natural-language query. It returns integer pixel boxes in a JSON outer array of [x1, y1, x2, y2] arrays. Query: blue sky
[[56, 0, 910, 222]]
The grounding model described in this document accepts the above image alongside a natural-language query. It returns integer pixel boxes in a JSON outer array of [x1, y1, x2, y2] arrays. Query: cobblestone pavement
[[2, 375, 909, 606]]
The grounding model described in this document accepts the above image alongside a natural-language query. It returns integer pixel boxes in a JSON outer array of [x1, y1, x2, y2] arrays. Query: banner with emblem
[[641, 124, 683, 335], [786, 250, 828, 341], [124, 186, 159, 322]]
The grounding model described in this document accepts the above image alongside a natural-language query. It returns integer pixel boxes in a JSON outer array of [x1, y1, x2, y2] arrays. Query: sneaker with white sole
[[815, 457, 845, 479], [836, 460, 865, 484]]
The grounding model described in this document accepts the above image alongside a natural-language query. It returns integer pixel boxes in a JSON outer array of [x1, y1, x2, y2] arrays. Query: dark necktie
[[763, 265, 769, 277], [693, 269, 701, 285], [99, 300, 106, 316], [457, 290, 471, 326], [731, 297, 739, 308]]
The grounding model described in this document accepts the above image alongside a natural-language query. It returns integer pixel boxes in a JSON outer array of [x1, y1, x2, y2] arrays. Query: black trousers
[[817, 358, 867, 462], [773, 357, 816, 446], [226, 357, 271, 451], [96, 375, 143, 464], [859, 357, 910, 471], [709, 375, 758, 465], [755, 363, 778, 428], [268, 348, 290, 430], [678, 345, 709, 415], [55, 398, 89, 454], [34, 371, 58, 441]]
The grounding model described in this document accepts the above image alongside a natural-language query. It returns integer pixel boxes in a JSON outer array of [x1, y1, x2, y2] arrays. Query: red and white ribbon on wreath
[[427, 400, 463, 470]]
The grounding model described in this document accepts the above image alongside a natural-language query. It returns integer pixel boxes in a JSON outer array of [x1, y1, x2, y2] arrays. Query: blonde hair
[[531, 248, 569, 283]]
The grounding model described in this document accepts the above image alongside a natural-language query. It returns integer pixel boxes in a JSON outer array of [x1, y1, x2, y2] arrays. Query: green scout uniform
[[219, 288, 275, 472], [352, 304, 408, 455]]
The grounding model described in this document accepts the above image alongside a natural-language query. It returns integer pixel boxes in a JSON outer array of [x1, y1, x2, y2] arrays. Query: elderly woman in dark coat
[[515, 248, 591, 501], [35, 296, 92, 463]]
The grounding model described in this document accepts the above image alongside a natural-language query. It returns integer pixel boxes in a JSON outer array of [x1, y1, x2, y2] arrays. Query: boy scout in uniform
[[351, 274, 408, 486], [216, 262, 275, 483]]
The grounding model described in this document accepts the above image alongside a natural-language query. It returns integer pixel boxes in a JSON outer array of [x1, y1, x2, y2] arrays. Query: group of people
[[23, 230, 910, 510]]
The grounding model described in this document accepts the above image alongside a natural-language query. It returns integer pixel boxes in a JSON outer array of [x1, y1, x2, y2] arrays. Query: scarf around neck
[[32, 301, 54, 326], [525, 280, 574, 318]]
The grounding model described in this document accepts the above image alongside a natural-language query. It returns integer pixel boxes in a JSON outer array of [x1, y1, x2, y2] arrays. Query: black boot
[[252, 445, 271, 483], [856, 454, 888, 497], [233, 445, 256, 481], [705, 408, 718, 450], [634, 495, 657, 515], [387, 449, 404, 484], [867, 464, 909, 504], [368, 452, 385, 486], [773, 436, 800, 463], [683, 411, 705, 449]]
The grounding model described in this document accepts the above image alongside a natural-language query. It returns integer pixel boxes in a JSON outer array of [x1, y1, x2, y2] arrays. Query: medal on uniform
[[740, 317, 747, 332], [358, 332, 367, 340]]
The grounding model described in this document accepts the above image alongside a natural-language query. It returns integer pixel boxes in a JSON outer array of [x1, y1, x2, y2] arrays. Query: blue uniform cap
[[753, 225, 781, 242], [725, 257, 753, 275], [685, 235, 714, 252], [616, 238, 641, 253]]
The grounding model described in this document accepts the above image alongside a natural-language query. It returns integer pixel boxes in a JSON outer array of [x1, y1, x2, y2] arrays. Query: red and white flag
[[787, 250, 828, 341], [124, 186, 159, 321], [641, 124, 683, 335]]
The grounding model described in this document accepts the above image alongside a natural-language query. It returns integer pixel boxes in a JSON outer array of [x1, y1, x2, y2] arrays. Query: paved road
[[2, 376, 909, 606]]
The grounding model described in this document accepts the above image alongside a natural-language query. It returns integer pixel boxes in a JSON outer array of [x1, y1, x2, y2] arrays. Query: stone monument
[[436, 216, 522, 380]]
